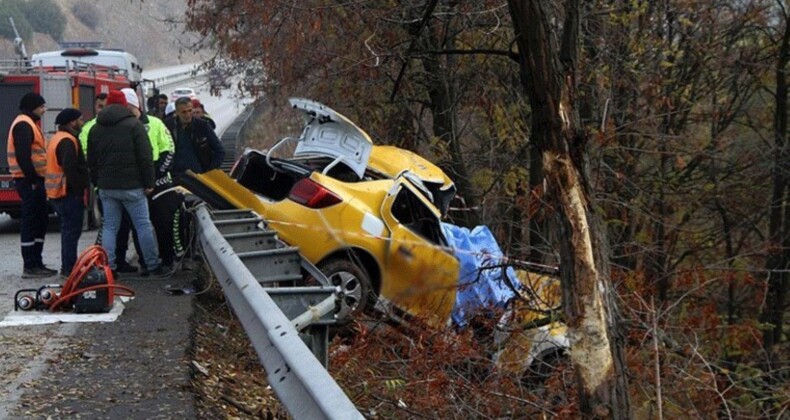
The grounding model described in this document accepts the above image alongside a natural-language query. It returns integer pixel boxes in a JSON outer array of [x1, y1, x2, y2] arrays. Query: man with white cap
[[113, 87, 180, 274], [164, 102, 176, 119]]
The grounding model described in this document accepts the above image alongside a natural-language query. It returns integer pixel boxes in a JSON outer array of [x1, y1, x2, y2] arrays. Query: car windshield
[[174, 89, 192, 94]]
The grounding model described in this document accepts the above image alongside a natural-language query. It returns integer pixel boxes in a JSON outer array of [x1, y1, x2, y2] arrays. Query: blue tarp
[[441, 223, 522, 328]]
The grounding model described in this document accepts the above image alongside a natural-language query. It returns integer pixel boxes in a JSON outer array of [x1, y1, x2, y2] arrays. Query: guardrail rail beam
[[195, 205, 363, 419]]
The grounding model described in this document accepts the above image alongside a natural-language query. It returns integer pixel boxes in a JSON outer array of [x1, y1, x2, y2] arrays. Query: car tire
[[317, 258, 376, 320]]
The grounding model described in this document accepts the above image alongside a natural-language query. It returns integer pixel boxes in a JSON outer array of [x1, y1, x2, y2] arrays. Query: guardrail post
[[195, 205, 363, 419], [266, 287, 338, 366]]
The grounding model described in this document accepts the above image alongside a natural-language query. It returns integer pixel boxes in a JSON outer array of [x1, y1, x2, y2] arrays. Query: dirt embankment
[[1, 0, 202, 69]]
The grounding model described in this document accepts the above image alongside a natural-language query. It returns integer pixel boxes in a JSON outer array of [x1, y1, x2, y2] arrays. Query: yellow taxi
[[193, 98, 460, 328], [187, 98, 569, 380]]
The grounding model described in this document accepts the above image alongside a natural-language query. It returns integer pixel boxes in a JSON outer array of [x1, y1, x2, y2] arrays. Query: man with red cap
[[7, 92, 57, 278], [45, 108, 89, 277], [86, 90, 168, 277], [191, 98, 216, 130]]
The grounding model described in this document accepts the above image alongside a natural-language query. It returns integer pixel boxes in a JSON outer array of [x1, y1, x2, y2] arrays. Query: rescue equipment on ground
[[14, 245, 135, 313]]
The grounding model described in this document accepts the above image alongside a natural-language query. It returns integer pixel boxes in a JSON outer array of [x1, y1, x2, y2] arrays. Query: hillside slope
[[0, 0, 202, 70]]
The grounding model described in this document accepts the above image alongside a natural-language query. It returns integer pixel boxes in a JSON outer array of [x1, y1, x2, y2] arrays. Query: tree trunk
[[761, 8, 790, 352], [652, 1, 676, 302], [508, 0, 631, 418], [527, 141, 549, 263], [416, 20, 479, 227]]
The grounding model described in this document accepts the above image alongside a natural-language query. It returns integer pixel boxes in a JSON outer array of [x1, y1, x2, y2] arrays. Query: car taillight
[[289, 178, 342, 209]]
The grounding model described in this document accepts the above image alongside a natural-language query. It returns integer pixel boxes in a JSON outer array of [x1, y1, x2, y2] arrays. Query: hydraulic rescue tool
[[14, 245, 135, 313]]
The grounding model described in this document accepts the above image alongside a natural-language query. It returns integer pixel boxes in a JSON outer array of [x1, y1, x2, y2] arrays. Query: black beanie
[[19, 92, 46, 112], [55, 108, 82, 126]]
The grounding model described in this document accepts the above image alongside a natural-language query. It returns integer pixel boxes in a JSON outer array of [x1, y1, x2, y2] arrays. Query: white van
[[31, 48, 143, 82]]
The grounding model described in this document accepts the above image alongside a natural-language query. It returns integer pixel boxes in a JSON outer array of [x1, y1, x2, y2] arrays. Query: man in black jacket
[[7, 92, 57, 278], [165, 96, 225, 182], [87, 90, 168, 277], [45, 108, 89, 277]]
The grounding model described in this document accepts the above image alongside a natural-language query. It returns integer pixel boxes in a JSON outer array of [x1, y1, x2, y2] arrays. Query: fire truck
[[0, 47, 145, 225]]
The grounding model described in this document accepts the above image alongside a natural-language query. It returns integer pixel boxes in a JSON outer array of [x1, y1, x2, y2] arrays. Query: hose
[[48, 245, 136, 312]]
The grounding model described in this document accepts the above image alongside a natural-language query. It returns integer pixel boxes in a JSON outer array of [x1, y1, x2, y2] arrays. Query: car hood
[[290, 98, 373, 180], [369, 145, 454, 189]]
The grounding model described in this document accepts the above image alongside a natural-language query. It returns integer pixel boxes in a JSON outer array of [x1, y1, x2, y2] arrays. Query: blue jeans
[[98, 188, 160, 271], [15, 178, 48, 269], [50, 194, 84, 275]]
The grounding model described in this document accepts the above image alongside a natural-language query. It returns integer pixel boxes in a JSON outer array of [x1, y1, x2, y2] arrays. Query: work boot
[[116, 262, 139, 273], [38, 265, 58, 275], [141, 265, 172, 278], [22, 267, 56, 278]]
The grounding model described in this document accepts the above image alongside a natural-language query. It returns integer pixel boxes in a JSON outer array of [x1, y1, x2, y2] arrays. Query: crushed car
[[441, 223, 569, 380], [184, 97, 569, 380], [191, 98, 461, 327]]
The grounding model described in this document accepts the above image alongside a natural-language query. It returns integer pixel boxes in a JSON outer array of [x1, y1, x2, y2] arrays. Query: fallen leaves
[[191, 285, 286, 419]]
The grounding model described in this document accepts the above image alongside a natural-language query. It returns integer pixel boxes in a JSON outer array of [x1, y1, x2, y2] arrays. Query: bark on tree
[[416, 25, 479, 227], [527, 137, 549, 263], [507, 0, 631, 417], [761, 3, 790, 353]]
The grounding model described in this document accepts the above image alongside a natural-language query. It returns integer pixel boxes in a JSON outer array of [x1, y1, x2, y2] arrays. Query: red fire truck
[[0, 51, 144, 224]]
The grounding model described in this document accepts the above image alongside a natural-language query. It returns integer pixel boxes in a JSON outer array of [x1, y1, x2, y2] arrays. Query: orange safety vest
[[7, 114, 47, 179], [44, 131, 78, 199]]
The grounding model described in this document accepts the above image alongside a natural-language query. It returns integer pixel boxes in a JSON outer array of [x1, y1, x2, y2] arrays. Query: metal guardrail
[[195, 205, 364, 419], [218, 104, 254, 172], [143, 64, 203, 88]]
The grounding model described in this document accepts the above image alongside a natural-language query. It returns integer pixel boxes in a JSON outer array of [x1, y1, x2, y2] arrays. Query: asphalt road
[[0, 74, 251, 418], [0, 216, 89, 418], [0, 215, 199, 418]]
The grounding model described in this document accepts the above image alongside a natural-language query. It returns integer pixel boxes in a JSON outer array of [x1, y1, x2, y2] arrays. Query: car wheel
[[317, 259, 376, 321]]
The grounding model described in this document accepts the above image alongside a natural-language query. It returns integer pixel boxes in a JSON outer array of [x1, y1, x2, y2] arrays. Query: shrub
[[0, 0, 33, 41], [71, 1, 100, 30], [24, 0, 66, 40]]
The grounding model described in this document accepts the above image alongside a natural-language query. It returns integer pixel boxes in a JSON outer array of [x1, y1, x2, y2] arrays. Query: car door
[[379, 180, 459, 327]]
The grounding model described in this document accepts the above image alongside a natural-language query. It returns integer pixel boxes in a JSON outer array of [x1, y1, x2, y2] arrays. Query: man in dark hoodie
[[7, 92, 57, 278], [87, 90, 167, 277], [45, 108, 89, 277]]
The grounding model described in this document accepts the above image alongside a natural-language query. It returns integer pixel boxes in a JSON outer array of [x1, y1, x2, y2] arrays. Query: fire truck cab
[[0, 53, 141, 221]]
